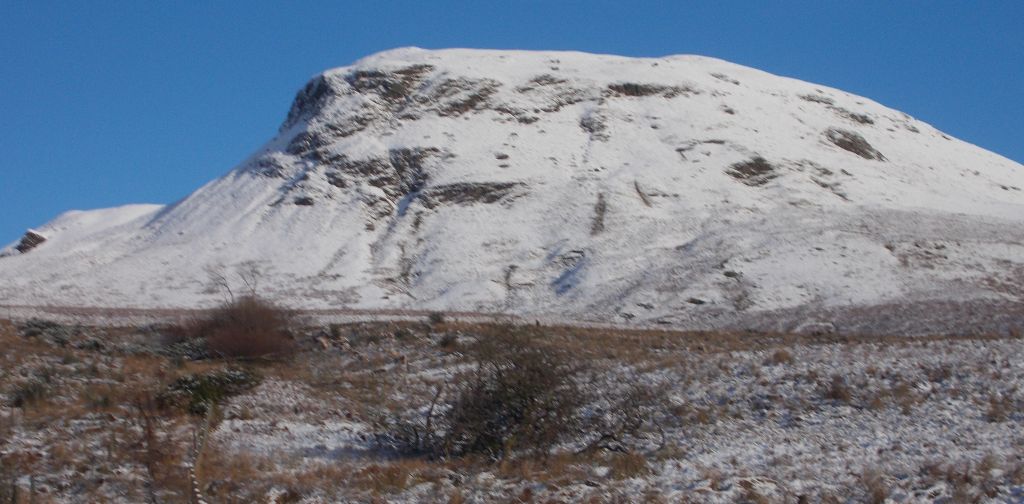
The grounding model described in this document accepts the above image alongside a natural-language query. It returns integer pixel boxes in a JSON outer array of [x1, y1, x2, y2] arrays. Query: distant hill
[[3, 48, 1022, 334]]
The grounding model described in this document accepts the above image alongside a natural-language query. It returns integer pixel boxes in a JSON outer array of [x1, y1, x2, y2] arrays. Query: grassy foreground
[[1, 311, 1023, 503]]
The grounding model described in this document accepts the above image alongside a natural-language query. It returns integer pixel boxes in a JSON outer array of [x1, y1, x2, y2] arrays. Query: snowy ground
[[1, 317, 1023, 503]]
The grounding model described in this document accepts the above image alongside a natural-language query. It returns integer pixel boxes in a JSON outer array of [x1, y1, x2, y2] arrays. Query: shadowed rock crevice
[[591, 193, 607, 235]]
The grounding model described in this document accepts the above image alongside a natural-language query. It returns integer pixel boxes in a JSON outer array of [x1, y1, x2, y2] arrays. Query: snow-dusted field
[[2, 317, 1022, 503]]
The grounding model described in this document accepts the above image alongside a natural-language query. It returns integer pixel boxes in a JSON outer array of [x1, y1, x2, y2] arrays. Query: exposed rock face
[[420, 182, 523, 209], [14, 230, 46, 254], [1, 48, 1022, 335], [727, 157, 777, 186], [826, 128, 886, 161]]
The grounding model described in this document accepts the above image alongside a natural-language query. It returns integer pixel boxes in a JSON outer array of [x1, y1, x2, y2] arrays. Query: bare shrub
[[438, 327, 584, 458], [579, 376, 669, 455], [385, 326, 669, 463], [196, 296, 295, 360], [606, 451, 651, 479]]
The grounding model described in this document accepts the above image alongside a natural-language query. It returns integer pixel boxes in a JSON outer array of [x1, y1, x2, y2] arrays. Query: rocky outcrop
[[825, 128, 886, 161], [14, 230, 46, 254], [420, 182, 523, 208]]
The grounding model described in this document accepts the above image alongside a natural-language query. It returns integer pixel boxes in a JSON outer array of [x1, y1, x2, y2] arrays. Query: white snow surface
[[1, 48, 1022, 333]]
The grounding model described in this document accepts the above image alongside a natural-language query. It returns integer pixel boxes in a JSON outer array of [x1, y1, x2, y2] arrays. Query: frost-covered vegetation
[[1, 314, 1023, 503]]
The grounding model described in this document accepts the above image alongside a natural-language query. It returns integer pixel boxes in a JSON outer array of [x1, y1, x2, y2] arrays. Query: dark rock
[[798, 93, 835, 105], [606, 82, 697, 98], [420, 182, 523, 208], [515, 74, 568, 92], [346, 70, 413, 102], [430, 77, 502, 116], [831, 107, 874, 125], [15, 230, 47, 254], [727, 157, 778, 186], [710, 72, 740, 85], [580, 113, 609, 141], [246, 154, 289, 178], [281, 74, 349, 131], [286, 114, 376, 155], [826, 128, 886, 161]]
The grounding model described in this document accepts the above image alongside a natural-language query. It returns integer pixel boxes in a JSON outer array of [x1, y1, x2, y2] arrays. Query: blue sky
[[1, 1, 1021, 245]]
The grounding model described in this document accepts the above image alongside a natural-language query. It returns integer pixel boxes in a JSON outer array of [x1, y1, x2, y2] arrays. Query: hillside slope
[[2, 48, 1022, 334]]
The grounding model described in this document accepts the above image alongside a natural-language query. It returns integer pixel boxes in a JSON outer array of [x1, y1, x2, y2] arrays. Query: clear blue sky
[[1, 1, 1021, 245]]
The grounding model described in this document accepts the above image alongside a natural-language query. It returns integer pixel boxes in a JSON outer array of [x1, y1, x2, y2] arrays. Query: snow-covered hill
[[2, 48, 1022, 334]]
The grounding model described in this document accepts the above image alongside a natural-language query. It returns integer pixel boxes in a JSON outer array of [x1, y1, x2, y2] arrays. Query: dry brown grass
[[494, 452, 590, 485], [766, 348, 794, 366], [201, 449, 277, 501], [823, 375, 854, 404], [432, 320, 1010, 369], [354, 460, 436, 495], [860, 467, 889, 504], [2, 315, 1023, 503], [606, 451, 652, 480], [0, 319, 17, 340], [890, 380, 920, 414], [0, 318, 200, 502], [985, 393, 1015, 422], [737, 479, 771, 504]]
